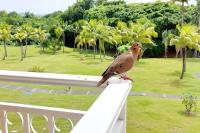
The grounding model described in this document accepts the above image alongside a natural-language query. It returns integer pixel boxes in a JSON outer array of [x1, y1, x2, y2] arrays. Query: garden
[[0, 0, 200, 132]]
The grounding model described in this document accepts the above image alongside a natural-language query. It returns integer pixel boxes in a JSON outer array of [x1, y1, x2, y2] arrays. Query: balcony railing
[[0, 70, 132, 133]]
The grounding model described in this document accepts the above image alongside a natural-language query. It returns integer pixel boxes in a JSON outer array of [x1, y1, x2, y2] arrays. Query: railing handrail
[[0, 70, 106, 87], [71, 80, 132, 133]]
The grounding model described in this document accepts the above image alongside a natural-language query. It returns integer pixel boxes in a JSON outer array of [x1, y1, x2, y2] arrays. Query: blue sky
[[0, 0, 197, 15]]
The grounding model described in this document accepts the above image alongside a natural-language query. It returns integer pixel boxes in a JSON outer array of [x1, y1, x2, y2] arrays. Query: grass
[[0, 88, 199, 133], [127, 97, 200, 133], [0, 45, 200, 132], [0, 45, 200, 95]]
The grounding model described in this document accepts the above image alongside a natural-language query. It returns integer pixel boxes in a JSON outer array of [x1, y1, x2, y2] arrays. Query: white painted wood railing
[[0, 70, 132, 133], [0, 102, 85, 133]]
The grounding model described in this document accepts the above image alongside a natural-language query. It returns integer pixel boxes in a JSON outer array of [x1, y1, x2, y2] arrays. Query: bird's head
[[130, 43, 142, 61], [130, 43, 141, 53]]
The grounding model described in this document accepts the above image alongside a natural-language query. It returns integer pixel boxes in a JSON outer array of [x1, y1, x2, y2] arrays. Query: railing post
[[47, 115, 55, 133], [119, 101, 127, 133], [22, 113, 31, 133], [0, 111, 8, 133]]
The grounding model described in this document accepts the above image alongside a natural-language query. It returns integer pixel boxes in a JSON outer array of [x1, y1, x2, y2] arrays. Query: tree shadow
[[170, 79, 192, 88], [177, 111, 198, 117], [186, 58, 200, 63]]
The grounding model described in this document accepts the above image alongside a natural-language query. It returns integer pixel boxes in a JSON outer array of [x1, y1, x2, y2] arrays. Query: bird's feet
[[120, 76, 133, 81]]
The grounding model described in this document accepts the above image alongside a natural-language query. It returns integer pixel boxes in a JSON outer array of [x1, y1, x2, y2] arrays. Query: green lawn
[[0, 46, 200, 132], [1, 45, 200, 95], [0, 88, 199, 133]]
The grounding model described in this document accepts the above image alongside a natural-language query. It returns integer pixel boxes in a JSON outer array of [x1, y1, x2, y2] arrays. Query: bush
[[182, 94, 197, 116], [28, 66, 45, 72]]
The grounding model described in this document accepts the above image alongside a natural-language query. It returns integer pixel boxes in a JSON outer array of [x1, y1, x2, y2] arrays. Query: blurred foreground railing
[[0, 70, 132, 133]]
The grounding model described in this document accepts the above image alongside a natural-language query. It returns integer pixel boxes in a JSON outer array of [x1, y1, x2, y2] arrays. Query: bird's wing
[[102, 52, 132, 76]]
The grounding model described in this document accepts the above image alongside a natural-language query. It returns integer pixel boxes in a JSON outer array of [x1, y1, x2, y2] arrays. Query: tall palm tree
[[14, 27, 27, 61], [193, 0, 200, 57], [75, 29, 88, 54], [170, 24, 200, 79], [21, 24, 34, 58], [35, 28, 47, 54], [129, 18, 158, 55], [79, 19, 112, 61], [162, 30, 175, 57], [54, 26, 64, 54], [0, 24, 11, 60]]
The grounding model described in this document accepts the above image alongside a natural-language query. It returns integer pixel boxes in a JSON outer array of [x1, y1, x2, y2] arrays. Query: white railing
[[0, 70, 132, 133], [0, 102, 85, 133]]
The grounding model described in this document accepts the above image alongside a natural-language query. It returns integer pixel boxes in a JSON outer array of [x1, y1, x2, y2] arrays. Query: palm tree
[[116, 21, 132, 44], [75, 29, 88, 54], [35, 28, 47, 54], [54, 26, 64, 54], [78, 19, 112, 61], [170, 24, 200, 79], [21, 24, 34, 58], [128, 18, 158, 55], [59, 21, 66, 53], [162, 30, 175, 57], [14, 27, 27, 61], [193, 0, 200, 57], [0, 24, 11, 60]]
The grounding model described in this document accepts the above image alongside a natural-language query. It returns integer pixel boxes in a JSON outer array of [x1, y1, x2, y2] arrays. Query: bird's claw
[[120, 76, 133, 81]]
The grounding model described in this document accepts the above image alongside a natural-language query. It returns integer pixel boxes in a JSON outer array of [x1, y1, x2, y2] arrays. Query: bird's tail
[[97, 76, 109, 87]]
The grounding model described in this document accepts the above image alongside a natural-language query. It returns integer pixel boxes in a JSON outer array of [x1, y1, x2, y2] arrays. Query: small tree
[[21, 24, 34, 58], [170, 24, 200, 79], [0, 24, 11, 60], [35, 28, 47, 54], [14, 27, 27, 61], [182, 94, 197, 115], [54, 26, 63, 54]]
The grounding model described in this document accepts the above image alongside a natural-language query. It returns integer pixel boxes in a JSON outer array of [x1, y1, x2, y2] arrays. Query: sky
[[0, 0, 197, 15]]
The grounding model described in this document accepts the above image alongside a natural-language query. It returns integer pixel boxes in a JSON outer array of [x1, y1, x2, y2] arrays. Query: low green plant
[[182, 94, 197, 115], [28, 66, 45, 72]]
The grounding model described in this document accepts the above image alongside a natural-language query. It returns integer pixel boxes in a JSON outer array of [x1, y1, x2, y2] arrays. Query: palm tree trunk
[[85, 44, 88, 56], [181, 2, 184, 26], [73, 33, 76, 51], [80, 46, 83, 54], [103, 50, 106, 58], [93, 46, 96, 59], [194, 49, 197, 58], [62, 43, 65, 53], [63, 33, 65, 53], [102, 42, 105, 58], [40, 43, 43, 55], [24, 38, 28, 58], [176, 47, 180, 58], [100, 49, 102, 62], [20, 42, 24, 61], [180, 47, 186, 79], [164, 45, 167, 58], [2, 40, 7, 60]]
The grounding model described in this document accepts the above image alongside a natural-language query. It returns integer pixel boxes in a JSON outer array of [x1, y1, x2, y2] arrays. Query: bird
[[97, 43, 141, 87]]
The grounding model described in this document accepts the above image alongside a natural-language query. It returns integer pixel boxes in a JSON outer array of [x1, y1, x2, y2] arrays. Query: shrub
[[182, 94, 197, 115], [28, 66, 45, 72]]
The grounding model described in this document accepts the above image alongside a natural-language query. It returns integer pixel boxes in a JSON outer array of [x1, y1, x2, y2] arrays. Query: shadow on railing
[[0, 70, 132, 133]]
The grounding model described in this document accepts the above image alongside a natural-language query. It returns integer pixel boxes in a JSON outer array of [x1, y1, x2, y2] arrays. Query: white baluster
[[22, 113, 31, 133], [30, 117, 37, 133], [47, 115, 55, 133], [0, 111, 8, 133]]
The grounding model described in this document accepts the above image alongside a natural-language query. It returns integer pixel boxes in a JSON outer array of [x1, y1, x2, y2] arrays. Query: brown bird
[[97, 43, 141, 87]]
